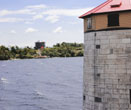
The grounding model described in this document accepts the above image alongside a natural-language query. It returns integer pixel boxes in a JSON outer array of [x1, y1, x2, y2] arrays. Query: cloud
[[25, 28, 38, 33], [42, 7, 93, 23], [25, 21, 33, 24], [0, 9, 35, 16], [10, 30, 16, 34], [42, 8, 93, 17], [0, 18, 24, 23], [33, 14, 43, 20], [26, 4, 47, 10], [53, 27, 63, 33], [45, 15, 59, 23], [0, 4, 93, 23], [0, 4, 47, 17]]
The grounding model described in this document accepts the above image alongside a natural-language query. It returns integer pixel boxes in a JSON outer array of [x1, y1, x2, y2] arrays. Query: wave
[[32, 90, 49, 100], [35, 90, 43, 96], [0, 77, 9, 83]]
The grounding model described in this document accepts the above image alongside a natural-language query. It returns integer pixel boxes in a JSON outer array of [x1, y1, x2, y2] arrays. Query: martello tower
[[80, 0, 131, 110]]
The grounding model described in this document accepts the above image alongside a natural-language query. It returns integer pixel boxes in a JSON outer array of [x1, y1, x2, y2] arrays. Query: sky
[[0, 0, 105, 47]]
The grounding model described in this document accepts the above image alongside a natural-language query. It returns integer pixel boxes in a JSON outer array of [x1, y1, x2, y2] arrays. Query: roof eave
[[79, 14, 92, 19], [79, 9, 131, 19]]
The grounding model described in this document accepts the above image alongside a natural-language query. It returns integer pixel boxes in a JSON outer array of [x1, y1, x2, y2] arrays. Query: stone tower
[[80, 0, 131, 110]]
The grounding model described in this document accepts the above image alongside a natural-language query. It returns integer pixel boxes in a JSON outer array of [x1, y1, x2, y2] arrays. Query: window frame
[[87, 17, 92, 29]]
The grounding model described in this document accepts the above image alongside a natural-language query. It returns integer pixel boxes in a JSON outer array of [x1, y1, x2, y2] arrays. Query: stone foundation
[[84, 30, 131, 110]]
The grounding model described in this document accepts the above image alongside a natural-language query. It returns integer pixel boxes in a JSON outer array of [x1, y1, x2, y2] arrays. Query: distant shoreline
[[0, 42, 83, 60]]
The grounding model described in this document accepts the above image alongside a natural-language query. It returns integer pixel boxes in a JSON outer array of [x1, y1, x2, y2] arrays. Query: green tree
[[0, 46, 11, 60]]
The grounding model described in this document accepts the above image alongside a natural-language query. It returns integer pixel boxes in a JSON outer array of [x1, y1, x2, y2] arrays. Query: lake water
[[0, 57, 83, 110]]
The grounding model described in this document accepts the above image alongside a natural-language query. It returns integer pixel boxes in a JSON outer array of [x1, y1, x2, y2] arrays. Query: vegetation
[[0, 42, 83, 60], [41, 42, 83, 57], [0, 46, 11, 60]]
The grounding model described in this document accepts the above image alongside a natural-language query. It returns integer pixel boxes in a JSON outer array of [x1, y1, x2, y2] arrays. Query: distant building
[[35, 41, 45, 49]]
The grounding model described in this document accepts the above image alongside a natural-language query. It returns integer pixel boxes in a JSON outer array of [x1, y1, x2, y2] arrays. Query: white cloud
[[33, 14, 43, 20], [26, 4, 46, 10], [42, 8, 93, 17], [53, 27, 63, 33], [0, 4, 93, 23], [45, 15, 59, 23], [0, 9, 35, 16], [25, 28, 38, 33], [0, 4, 47, 17], [10, 30, 16, 34], [0, 10, 10, 16], [25, 21, 33, 24], [0, 18, 24, 23]]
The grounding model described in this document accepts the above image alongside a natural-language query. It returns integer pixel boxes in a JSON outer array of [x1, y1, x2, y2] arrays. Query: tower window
[[95, 97, 102, 103], [87, 18, 92, 29], [108, 13, 119, 27], [97, 73, 100, 77], [83, 95, 86, 101], [96, 45, 100, 49]]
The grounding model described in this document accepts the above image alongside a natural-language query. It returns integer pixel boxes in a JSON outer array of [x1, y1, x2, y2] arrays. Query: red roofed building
[[80, 0, 131, 110], [80, 0, 131, 32]]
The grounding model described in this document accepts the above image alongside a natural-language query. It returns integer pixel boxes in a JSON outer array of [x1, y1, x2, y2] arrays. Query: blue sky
[[0, 0, 105, 47]]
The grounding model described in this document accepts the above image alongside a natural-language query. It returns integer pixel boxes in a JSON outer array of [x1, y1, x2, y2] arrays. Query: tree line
[[0, 42, 83, 60]]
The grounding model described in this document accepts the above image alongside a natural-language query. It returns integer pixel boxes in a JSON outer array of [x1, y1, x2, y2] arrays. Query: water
[[0, 57, 83, 110]]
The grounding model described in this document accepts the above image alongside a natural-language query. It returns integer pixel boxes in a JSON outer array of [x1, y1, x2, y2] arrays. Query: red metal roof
[[79, 0, 131, 18]]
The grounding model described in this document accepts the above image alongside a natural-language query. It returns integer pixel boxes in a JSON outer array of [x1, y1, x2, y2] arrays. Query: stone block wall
[[83, 30, 131, 110]]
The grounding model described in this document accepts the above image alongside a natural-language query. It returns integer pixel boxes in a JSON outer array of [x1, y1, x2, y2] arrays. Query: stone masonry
[[83, 30, 131, 110]]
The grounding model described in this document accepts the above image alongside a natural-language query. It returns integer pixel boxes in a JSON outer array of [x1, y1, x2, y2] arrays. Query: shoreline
[[0, 56, 83, 61]]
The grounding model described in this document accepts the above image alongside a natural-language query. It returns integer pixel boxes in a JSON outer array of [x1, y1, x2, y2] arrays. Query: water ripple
[[0, 57, 83, 110]]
